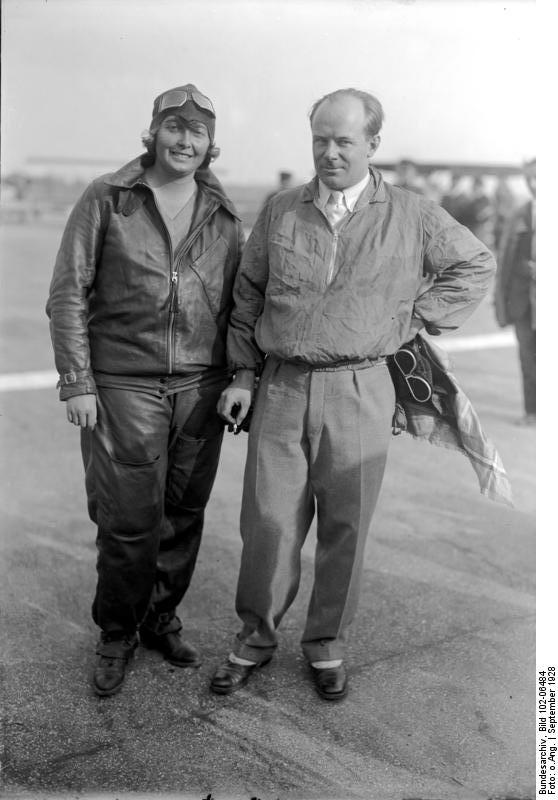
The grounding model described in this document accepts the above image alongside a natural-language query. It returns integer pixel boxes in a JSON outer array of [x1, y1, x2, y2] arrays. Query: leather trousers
[[80, 373, 227, 636]]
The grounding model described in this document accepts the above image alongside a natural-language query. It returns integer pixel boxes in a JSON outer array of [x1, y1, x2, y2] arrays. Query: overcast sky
[[2, 0, 536, 185]]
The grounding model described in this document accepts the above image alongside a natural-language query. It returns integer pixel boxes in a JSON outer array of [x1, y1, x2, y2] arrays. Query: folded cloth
[[389, 334, 513, 506], [388, 335, 445, 413]]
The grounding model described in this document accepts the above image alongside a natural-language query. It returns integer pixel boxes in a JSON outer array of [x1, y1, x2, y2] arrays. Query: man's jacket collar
[[104, 156, 240, 219], [300, 166, 387, 206]]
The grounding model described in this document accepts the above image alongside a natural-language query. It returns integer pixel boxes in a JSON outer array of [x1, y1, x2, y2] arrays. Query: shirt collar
[[317, 172, 371, 212]]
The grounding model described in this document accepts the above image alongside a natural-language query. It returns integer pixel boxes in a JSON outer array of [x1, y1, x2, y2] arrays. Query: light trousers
[[232, 356, 395, 663]]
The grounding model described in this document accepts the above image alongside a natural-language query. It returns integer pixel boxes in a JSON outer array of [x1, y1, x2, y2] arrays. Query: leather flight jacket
[[46, 158, 244, 399]]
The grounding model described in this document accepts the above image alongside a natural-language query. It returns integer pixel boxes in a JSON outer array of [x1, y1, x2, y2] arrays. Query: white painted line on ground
[[441, 330, 515, 352], [0, 369, 58, 392], [0, 332, 517, 392]]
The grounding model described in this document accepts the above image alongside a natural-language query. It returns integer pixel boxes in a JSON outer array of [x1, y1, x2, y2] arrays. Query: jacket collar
[[104, 156, 240, 219], [300, 166, 387, 206]]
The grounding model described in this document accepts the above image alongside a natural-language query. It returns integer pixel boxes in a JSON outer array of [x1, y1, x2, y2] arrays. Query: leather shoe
[[140, 629, 201, 668], [311, 663, 348, 701], [93, 634, 138, 697], [210, 657, 271, 695]]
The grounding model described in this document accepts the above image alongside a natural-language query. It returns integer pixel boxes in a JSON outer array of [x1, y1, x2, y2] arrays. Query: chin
[[320, 175, 343, 189]]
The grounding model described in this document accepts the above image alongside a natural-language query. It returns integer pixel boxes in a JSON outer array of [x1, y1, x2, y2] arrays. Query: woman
[[47, 83, 243, 696]]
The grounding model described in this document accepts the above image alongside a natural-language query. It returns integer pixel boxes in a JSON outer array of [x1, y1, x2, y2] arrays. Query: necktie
[[324, 191, 347, 228]]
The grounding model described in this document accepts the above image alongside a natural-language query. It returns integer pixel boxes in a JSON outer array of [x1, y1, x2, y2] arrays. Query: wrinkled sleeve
[[45, 181, 105, 400], [226, 204, 271, 371], [411, 200, 496, 336]]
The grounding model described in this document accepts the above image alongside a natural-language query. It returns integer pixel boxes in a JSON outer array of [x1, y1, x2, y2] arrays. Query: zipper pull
[[169, 271, 179, 312]]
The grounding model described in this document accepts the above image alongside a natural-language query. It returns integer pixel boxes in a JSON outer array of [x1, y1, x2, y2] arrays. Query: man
[[262, 170, 295, 205], [46, 84, 243, 696], [494, 157, 536, 425], [492, 176, 517, 252], [393, 158, 424, 194], [210, 88, 495, 701], [457, 176, 494, 248], [441, 171, 469, 223]]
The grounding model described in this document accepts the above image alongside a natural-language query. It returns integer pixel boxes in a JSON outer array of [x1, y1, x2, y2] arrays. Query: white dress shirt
[[315, 171, 371, 216]]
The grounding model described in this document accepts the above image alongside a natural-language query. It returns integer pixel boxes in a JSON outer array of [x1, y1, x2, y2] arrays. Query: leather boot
[[140, 628, 201, 668], [93, 633, 138, 697]]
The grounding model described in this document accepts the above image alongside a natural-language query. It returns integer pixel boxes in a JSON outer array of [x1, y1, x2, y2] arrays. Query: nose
[[323, 140, 339, 161], [176, 129, 194, 148]]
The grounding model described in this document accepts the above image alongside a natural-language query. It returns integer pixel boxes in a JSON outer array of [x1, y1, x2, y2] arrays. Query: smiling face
[[153, 114, 210, 179], [311, 95, 380, 190]]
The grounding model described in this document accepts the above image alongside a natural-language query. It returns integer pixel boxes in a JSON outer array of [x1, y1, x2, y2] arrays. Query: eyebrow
[[313, 134, 355, 142], [162, 117, 207, 133]]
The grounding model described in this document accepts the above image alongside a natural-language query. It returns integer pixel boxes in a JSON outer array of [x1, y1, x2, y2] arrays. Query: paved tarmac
[[0, 223, 536, 800]]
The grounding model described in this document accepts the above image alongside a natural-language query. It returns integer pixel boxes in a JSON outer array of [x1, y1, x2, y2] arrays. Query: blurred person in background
[[209, 87, 495, 702], [494, 157, 536, 426], [262, 169, 295, 206], [46, 84, 244, 696], [492, 176, 517, 252], [393, 158, 424, 194], [422, 170, 446, 204], [457, 175, 494, 248], [441, 171, 468, 222]]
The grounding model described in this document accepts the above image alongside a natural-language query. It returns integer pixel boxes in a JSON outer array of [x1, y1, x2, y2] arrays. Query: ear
[[367, 135, 381, 157]]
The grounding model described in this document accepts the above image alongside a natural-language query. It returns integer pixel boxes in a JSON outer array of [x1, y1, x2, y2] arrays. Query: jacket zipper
[[166, 208, 220, 372], [326, 231, 339, 287], [139, 184, 177, 374], [143, 181, 221, 374], [167, 269, 179, 373], [163, 202, 219, 373], [162, 218, 176, 375]]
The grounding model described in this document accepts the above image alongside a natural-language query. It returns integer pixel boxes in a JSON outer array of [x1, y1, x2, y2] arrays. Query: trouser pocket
[[100, 453, 164, 532], [166, 430, 223, 509]]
